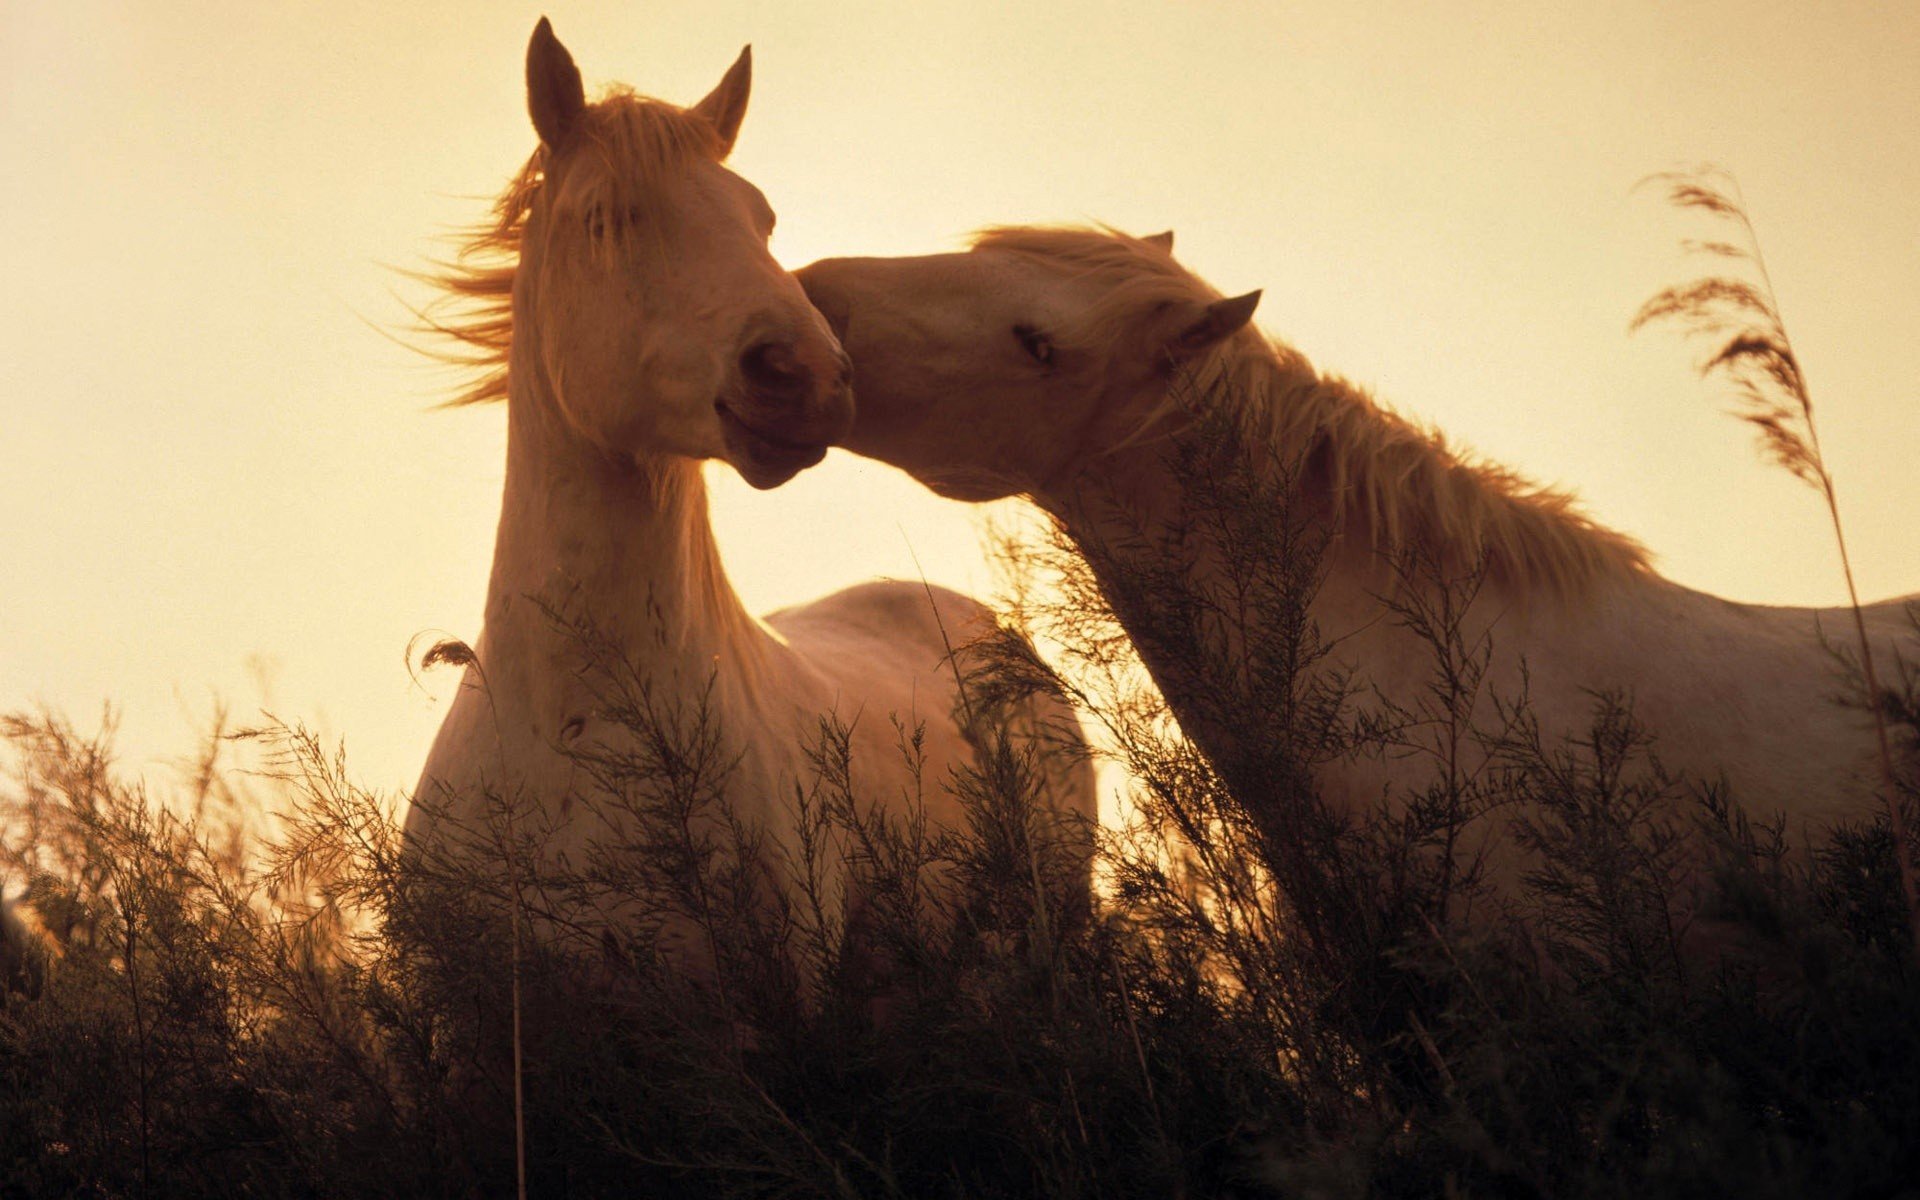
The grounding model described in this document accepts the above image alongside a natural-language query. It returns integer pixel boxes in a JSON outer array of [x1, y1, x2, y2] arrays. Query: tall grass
[[6, 442, 1916, 1197], [4, 177, 1918, 1193], [1631, 164, 1920, 955]]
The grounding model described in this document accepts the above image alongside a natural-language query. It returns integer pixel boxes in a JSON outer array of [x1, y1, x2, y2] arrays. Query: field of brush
[[5, 483, 1918, 1199], [5, 172, 1918, 1200]]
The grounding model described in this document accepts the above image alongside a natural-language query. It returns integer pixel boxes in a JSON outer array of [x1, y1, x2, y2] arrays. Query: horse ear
[[1166, 290, 1262, 363], [1143, 230, 1174, 252], [691, 46, 753, 156], [526, 17, 586, 149]]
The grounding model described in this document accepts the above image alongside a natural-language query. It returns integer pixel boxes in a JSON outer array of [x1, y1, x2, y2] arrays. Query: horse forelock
[[417, 91, 724, 408], [969, 225, 1218, 354]]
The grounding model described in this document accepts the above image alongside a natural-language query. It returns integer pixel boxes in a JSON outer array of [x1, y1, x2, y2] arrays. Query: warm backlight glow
[[4, 2, 1916, 791]]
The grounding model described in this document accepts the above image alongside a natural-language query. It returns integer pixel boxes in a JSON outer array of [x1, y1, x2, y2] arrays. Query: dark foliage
[[4, 389, 1917, 1198]]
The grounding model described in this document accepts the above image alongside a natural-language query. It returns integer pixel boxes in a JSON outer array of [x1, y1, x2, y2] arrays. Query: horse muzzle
[[714, 321, 855, 487], [716, 382, 853, 492], [714, 399, 833, 488]]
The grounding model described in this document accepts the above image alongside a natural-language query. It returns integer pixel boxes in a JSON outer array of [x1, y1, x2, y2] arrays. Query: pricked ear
[[1166, 290, 1262, 363], [1142, 230, 1174, 252], [526, 17, 586, 149], [691, 45, 752, 156]]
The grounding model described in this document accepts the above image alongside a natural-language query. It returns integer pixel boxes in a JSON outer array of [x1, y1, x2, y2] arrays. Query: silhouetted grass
[[6, 273, 1919, 1196], [8, 532, 1913, 1199], [1632, 164, 1920, 955]]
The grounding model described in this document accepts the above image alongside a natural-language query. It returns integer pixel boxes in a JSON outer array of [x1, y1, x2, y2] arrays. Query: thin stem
[[122, 886, 152, 1200], [507, 799, 528, 1200], [1765, 180, 1920, 953], [1642, 166, 1920, 956], [1820, 470, 1920, 955]]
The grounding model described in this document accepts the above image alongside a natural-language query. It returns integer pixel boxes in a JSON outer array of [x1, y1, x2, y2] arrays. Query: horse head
[[798, 227, 1257, 499], [512, 20, 850, 488]]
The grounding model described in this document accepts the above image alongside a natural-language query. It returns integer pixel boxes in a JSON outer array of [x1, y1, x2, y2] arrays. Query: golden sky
[[4, 1, 1917, 791]]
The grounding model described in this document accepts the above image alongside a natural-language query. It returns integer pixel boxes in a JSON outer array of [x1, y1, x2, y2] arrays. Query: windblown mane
[[1204, 344, 1651, 593], [418, 89, 723, 407], [978, 226, 1651, 594]]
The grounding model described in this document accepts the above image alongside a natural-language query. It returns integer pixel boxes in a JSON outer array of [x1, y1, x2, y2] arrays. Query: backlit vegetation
[[5, 178, 1917, 1197]]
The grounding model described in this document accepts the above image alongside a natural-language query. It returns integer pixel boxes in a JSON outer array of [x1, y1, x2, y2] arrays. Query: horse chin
[[921, 467, 1021, 503], [730, 449, 825, 490], [716, 402, 830, 489]]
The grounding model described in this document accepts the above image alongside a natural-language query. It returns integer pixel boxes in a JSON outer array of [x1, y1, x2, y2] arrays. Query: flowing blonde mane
[[419, 89, 724, 407], [1204, 343, 1651, 592], [977, 226, 1651, 594]]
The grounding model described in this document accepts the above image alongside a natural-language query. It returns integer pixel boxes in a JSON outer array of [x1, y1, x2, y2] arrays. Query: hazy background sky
[[4, 1, 1917, 795]]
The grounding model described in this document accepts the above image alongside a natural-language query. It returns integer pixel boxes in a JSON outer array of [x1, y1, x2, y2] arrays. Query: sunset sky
[[4, 1, 1917, 794]]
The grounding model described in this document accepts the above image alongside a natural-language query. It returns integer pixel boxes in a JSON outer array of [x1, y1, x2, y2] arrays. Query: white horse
[[798, 226, 1914, 873], [410, 26, 1093, 934]]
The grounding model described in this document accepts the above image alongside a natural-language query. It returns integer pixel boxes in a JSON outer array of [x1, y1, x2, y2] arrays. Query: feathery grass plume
[[1631, 164, 1920, 957]]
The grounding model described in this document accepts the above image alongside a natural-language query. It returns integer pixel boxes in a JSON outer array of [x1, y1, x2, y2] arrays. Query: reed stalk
[[1631, 165, 1920, 957]]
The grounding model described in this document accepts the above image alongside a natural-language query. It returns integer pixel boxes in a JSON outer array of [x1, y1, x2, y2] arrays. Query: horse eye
[[1013, 324, 1054, 366], [584, 206, 645, 239]]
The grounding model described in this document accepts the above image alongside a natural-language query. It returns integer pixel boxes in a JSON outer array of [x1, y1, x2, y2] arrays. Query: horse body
[[412, 27, 1092, 929], [1078, 431, 1903, 831], [799, 227, 1911, 853]]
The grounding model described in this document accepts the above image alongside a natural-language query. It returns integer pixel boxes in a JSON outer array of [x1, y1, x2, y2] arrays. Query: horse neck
[[1039, 339, 1548, 776], [1044, 340, 1398, 626], [1041, 426, 1311, 782], [478, 366, 766, 722]]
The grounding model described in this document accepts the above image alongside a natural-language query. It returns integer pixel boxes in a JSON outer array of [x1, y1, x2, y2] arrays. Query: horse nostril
[[740, 340, 809, 396]]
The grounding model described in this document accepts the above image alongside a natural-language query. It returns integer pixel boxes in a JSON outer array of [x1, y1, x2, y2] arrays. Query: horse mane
[[418, 89, 724, 407], [977, 225, 1651, 594], [1207, 344, 1652, 592]]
